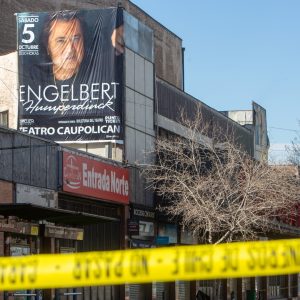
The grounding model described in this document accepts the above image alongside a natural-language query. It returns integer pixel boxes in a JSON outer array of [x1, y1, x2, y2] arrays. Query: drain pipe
[[181, 47, 185, 91]]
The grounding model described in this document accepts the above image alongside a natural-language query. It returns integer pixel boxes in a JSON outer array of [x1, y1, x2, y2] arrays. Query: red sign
[[63, 151, 129, 204]]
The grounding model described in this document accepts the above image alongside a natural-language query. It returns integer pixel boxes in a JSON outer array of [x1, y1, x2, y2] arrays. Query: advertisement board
[[127, 220, 139, 235], [130, 205, 155, 219], [16, 184, 57, 208], [0, 218, 39, 236], [139, 220, 155, 237], [158, 223, 178, 244], [44, 224, 83, 240], [17, 8, 124, 142], [63, 151, 129, 204]]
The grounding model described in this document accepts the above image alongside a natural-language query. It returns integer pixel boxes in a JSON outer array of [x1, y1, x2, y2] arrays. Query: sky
[[131, 0, 300, 163]]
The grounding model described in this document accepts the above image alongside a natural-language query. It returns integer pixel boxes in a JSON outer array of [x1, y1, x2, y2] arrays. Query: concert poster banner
[[16, 8, 124, 142]]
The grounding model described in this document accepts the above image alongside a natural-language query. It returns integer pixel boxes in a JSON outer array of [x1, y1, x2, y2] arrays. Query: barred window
[[0, 110, 8, 127]]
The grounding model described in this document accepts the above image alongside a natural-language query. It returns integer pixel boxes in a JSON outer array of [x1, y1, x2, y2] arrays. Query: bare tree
[[143, 109, 300, 244], [287, 122, 300, 165]]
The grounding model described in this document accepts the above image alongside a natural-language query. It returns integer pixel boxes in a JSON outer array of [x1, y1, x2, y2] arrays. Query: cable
[[269, 126, 299, 133], [0, 66, 19, 75], [0, 77, 17, 100]]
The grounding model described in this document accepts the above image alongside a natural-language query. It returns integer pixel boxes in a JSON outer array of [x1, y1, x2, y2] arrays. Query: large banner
[[17, 8, 124, 142]]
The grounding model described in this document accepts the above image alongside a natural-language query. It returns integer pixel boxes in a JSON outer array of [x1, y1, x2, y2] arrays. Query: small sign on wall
[[128, 220, 139, 235], [16, 184, 57, 208]]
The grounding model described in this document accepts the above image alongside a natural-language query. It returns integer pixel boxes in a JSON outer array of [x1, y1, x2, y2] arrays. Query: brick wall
[[0, 180, 13, 203]]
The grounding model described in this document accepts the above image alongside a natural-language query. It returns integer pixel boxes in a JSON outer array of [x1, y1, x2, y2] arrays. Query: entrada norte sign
[[63, 151, 129, 204]]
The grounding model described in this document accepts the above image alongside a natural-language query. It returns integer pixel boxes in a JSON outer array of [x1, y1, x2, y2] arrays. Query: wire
[[0, 65, 35, 80], [269, 126, 299, 133], [0, 66, 19, 75], [269, 149, 288, 152], [0, 77, 17, 100], [0, 144, 57, 151]]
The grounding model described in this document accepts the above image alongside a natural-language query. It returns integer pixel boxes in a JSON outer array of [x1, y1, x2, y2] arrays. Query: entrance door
[[6, 242, 41, 300], [55, 247, 82, 300]]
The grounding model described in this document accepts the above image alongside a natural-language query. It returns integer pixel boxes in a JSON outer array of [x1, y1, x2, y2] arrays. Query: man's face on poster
[[48, 18, 84, 80]]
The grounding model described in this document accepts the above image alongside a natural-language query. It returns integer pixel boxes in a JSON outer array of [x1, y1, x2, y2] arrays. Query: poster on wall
[[158, 223, 178, 244], [16, 8, 124, 142]]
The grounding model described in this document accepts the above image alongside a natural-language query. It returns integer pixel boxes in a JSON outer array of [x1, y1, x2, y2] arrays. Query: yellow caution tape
[[1, 238, 300, 291]]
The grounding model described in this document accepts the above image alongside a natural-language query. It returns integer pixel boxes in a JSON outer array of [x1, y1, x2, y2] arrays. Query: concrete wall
[[156, 79, 255, 156], [123, 2, 183, 89], [0, 127, 58, 189], [16, 183, 58, 208], [224, 110, 253, 126]]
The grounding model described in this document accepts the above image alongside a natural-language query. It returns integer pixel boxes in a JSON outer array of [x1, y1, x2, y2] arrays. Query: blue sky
[[131, 0, 300, 162]]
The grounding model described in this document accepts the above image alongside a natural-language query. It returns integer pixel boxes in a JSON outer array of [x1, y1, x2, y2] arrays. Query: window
[[0, 110, 8, 127], [269, 275, 288, 298], [124, 11, 154, 62]]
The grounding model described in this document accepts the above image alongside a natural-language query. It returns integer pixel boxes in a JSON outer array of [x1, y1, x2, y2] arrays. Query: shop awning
[[0, 203, 119, 225]]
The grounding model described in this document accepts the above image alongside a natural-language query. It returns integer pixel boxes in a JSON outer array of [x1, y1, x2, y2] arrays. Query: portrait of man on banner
[[17, 8, 124, 142]]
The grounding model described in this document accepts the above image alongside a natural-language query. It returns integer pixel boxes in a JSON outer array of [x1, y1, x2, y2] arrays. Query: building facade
[[0, 1, 299, 300]]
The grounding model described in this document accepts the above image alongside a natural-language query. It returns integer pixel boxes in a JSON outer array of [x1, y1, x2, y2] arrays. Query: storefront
[[128, 204, 156, 248], [0, 206, 88, 300], [0, 216, 39, 300], [126, 204, 156, 299], [60, 149, 129, 252], [59, 150, 130, 299]]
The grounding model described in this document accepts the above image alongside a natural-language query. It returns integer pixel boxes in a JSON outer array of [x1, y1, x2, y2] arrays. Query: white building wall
[[226, 110, 253, 126], [224, 108, 269, 162], [0, 51, 18, 129]]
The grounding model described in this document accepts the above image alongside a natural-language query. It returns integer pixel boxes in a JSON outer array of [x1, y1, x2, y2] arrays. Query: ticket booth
[[41, 224, 84, 300], [0, 204, 87, 300], [0, 217, 40, 300]]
